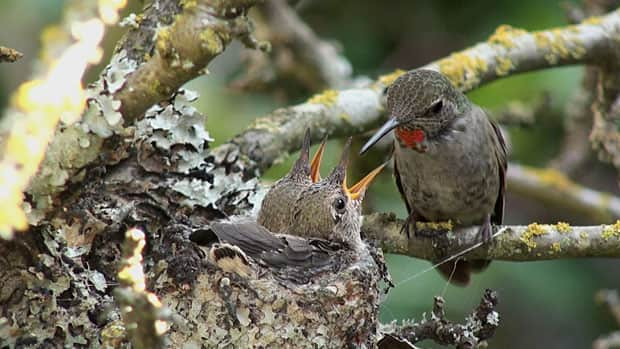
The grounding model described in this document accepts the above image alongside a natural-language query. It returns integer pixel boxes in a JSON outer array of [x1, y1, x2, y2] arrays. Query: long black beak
[[359, 118, 400, 155]]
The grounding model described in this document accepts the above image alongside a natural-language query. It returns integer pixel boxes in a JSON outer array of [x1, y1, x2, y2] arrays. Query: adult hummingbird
[[359, 69, 507, 286]]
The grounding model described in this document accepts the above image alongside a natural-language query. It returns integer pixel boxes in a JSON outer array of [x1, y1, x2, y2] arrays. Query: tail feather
[[436, 260, 471, 286], [436, 259, 490, 286], [470, 259, 491, 272]]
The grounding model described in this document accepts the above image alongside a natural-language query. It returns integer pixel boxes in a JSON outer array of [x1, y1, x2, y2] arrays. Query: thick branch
[[25, 0, 262, 222], [116, 0, 261, 124], [215, 10, 620, 175], [362, 213, 620, 261]]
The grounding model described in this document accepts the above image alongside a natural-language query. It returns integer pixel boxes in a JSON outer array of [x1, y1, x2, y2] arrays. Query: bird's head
[[360, 69, 469, 154], [291, 138, 385, 249]]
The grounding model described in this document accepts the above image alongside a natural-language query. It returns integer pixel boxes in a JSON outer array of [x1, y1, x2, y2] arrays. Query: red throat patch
[[396, 127, 425, 148]]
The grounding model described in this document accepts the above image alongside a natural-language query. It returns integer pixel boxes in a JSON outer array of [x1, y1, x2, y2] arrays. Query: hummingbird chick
[[208, 137, 385, 280], [257, 129, 327, 234], [360, 69, 507, 286], [288, 138, 385, 250]]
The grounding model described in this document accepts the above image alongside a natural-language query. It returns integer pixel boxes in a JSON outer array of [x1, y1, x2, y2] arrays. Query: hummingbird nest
[[151, 220, 390, 348]]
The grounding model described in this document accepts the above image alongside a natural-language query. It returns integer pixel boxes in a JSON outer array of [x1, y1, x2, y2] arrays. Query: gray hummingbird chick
[[208, 139, 385, 281], [257, 129, 327, 233], [360, 69, 507, 286], [288, 138, 386, 250]]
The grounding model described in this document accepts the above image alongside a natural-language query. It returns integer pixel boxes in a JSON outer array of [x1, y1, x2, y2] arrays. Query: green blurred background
[[1, 0, 619, 347]]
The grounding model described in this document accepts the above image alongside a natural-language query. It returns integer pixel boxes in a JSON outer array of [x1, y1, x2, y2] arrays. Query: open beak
[[310, 136, 327, 182], [359, 118, 400, 155], [343, 162, 387, 201]]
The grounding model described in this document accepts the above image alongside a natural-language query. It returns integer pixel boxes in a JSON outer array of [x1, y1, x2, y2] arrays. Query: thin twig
[[379, 289, 500, 348], [233, 0, 352, 92]]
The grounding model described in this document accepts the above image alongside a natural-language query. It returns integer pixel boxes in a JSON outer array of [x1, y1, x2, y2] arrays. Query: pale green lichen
[[520, 223, 547, 250], [308, 90, 339, 107], [534, 29, 585, 65], [180, 0, 198, 10], [488, 25, 528, 49], [156, 27, 172, 56], [495, 56, 513, 76], [101, 320, 126, 347], [583, 16, 602, 25], [377, 69, 406, 87], [602, 220, 620, 240], [200, 28, 225, 55], [249, 116, 281, 132], [338, 112, 352, 123], [551, 242, 561, 253], [437, 51, 488, 90], [555, 222, 572, 234]]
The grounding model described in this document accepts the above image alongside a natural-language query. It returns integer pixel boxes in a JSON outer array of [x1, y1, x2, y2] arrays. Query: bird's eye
[[333, 197, 346, 213], [430, 99, 443, 114]]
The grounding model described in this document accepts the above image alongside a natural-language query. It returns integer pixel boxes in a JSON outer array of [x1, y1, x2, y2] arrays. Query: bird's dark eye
[[333, 197, 346, 213], [430, 99, 443, 114]]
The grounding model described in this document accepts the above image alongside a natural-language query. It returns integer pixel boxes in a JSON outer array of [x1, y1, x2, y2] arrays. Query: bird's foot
[[399, 215, 414, 239], [477, 215, 493, 243]]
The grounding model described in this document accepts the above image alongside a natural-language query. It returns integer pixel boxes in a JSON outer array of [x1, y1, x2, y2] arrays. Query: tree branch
[[508, 163, 620, 221], [115, 0, 263, 124], [362, 213, 620, 261], [24, 0, 263, 224], [379, 289, 499, 348], [232, 0, 352, 93], [0, 1, 127, 238], [213, 9, 620, 176]]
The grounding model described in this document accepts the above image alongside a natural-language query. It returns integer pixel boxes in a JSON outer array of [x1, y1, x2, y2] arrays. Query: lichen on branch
[[22, 0, 264, 229], [362, 213, 620, 261]]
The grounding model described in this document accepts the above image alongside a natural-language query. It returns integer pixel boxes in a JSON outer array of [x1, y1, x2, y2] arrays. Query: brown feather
[[489, 119, 508, 226]]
